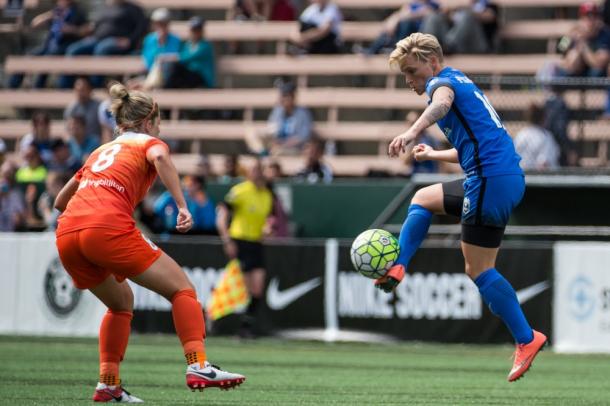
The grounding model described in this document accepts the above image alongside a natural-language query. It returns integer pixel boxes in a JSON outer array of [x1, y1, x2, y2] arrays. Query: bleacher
[[1, 0, 608, 174]]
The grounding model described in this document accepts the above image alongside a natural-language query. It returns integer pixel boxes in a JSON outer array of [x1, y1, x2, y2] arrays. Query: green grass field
[[1, 335, 609, 405]]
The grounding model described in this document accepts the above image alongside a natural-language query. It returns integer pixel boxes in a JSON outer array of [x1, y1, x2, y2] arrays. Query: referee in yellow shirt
[[216, 160, 272, 338]]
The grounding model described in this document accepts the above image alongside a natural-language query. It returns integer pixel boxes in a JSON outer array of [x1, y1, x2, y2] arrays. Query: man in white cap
[[142, 7, 182, 73]]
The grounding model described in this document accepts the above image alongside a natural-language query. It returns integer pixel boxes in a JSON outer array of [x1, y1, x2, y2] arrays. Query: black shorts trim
[[475, 177, 487, 226], [442, 179, 464, 218], [233, 239, 264, 272], [461, 224, 505, 248]]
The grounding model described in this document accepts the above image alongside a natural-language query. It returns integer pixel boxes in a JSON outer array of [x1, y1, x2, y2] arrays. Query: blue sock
[[474, 268, 534, 344], [395, 204, 433, 268]]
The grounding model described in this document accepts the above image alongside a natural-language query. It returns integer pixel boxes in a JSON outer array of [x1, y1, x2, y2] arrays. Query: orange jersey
[[57, 132, 168, 236]]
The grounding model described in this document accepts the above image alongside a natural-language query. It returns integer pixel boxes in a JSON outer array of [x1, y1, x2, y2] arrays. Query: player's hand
[[413, 143, 433, 161], [223, 240, 238, 260], [388, 132, 415, 158], [175, 207, 193, 233]]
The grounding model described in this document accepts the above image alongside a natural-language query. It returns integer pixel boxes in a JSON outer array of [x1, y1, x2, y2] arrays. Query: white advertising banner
[[554, 242, 610, 353], [0, 233, 106, 336]]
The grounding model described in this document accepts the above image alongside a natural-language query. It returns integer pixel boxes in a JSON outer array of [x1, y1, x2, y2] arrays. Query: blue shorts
[[462, 175, 525, 228], [442, 175, 525, 248]]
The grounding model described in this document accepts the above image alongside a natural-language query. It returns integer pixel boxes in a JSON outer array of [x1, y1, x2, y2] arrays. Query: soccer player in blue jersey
[[375, 33, 546, 382]]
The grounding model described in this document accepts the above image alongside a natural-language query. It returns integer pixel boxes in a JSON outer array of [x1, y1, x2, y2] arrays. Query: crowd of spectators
[[9, 0, 215, 90], [5, 0, 610, 236]]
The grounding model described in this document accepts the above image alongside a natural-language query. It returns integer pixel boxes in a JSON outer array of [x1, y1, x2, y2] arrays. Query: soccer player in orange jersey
[[54, 83, 245, 403]]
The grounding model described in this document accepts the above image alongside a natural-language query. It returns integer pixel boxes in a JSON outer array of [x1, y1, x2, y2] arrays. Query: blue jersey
[[425, 67, 522, 178]]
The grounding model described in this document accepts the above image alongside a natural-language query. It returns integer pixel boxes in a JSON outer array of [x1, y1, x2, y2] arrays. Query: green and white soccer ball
[[350, 229, 400, 279]]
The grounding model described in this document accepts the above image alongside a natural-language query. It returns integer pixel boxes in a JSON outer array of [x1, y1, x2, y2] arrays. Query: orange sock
[[171, 289, 207, 366], [99, 310, 132, 386]]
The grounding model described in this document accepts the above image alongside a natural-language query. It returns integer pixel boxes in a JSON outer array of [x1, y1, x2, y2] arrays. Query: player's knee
[[163, 280, 195, 302], [464, 261, 479, 280], [108, 285, 134, 312], [411, 187, 440, 212], [411, 188, 429, 207]]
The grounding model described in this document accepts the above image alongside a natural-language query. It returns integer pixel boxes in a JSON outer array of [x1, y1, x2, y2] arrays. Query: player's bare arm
[[388, 86, 454, 157], [53, 176, 80, 212], [146, 144, 193, 233], [414, 144, 459, 163]]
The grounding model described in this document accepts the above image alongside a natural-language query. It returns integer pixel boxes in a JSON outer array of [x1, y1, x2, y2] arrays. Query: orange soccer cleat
[[374, 264, 406, 293], [508, 330, 547, 382]]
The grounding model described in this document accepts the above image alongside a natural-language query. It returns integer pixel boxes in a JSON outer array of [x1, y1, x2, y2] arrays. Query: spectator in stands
[[263, 160, 290, 238], [47, 138, 81, 174], [0, 140, 6, 168], [159, 17, 216, 89], [37, 170, 68, 230], [216, 160, 273, 338], [16, 144, 48, 186], [229, 0, 296, 21], [17, 111, 53, 164], [59, 0, 147, 88], [291, 0, 343, 54], [0, 161, 26, 232], [543, 90, 578, 166], [435, 0, 499, 54], [154, 175, 217, 235], [64, 77, 102, 138], [16, 144, 47, 230], [362, 0, 442, 55], [555, 2, 610, 78], [8, 0, 88, 89], [196, 154, 215, 180], [218, 155, 244, 184], [514, 104, 560, 170], [295, 138, 333, 183], [141, 8, 181, 77], [66, 114, 100, 163], [98, 90, 117, 144], [265, 81, 313, 155]]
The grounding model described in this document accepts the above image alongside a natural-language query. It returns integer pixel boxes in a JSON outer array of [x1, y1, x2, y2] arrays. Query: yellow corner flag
[[206, 259, 250, 321]]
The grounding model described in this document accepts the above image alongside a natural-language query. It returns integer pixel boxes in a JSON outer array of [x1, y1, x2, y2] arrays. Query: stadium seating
[[0, 118, 605, 144], [0, 88, 600, 115], [1, 0, 604, 174], [170, 153, 410, 176], [0, 0, 38, 8], [164, 20, 575, 54], [4, 54, 560, 89], [135, 0, 585, 10]]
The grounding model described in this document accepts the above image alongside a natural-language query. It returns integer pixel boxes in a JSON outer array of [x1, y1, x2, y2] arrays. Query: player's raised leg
[[375, 183, 443, 292], [131, 252, 246, 391], [462, 242, 547, 382], [89, 277, 143, 403]]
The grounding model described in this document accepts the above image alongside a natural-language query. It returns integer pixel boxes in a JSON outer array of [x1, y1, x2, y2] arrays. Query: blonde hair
[[109, 82, 159, 133], [389, 33, 444, 71]]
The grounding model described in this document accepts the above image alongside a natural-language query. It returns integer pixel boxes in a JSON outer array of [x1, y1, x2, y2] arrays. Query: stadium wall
[[206, 180, 610, 239], [1, 233, 608, 352]]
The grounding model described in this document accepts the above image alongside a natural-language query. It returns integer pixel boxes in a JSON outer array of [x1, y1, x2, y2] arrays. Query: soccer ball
[[350, 229, 400, 279]]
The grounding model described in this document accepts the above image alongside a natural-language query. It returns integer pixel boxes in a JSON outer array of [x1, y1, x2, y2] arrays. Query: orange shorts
[[56, 227, 163, 289]]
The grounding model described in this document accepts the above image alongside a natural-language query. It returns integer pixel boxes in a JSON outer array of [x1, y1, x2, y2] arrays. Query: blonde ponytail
[[109, 82, 159, 133]]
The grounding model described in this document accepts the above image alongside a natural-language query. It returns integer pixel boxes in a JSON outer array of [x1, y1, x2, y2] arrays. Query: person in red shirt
[[54, 82, 245, 403]]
